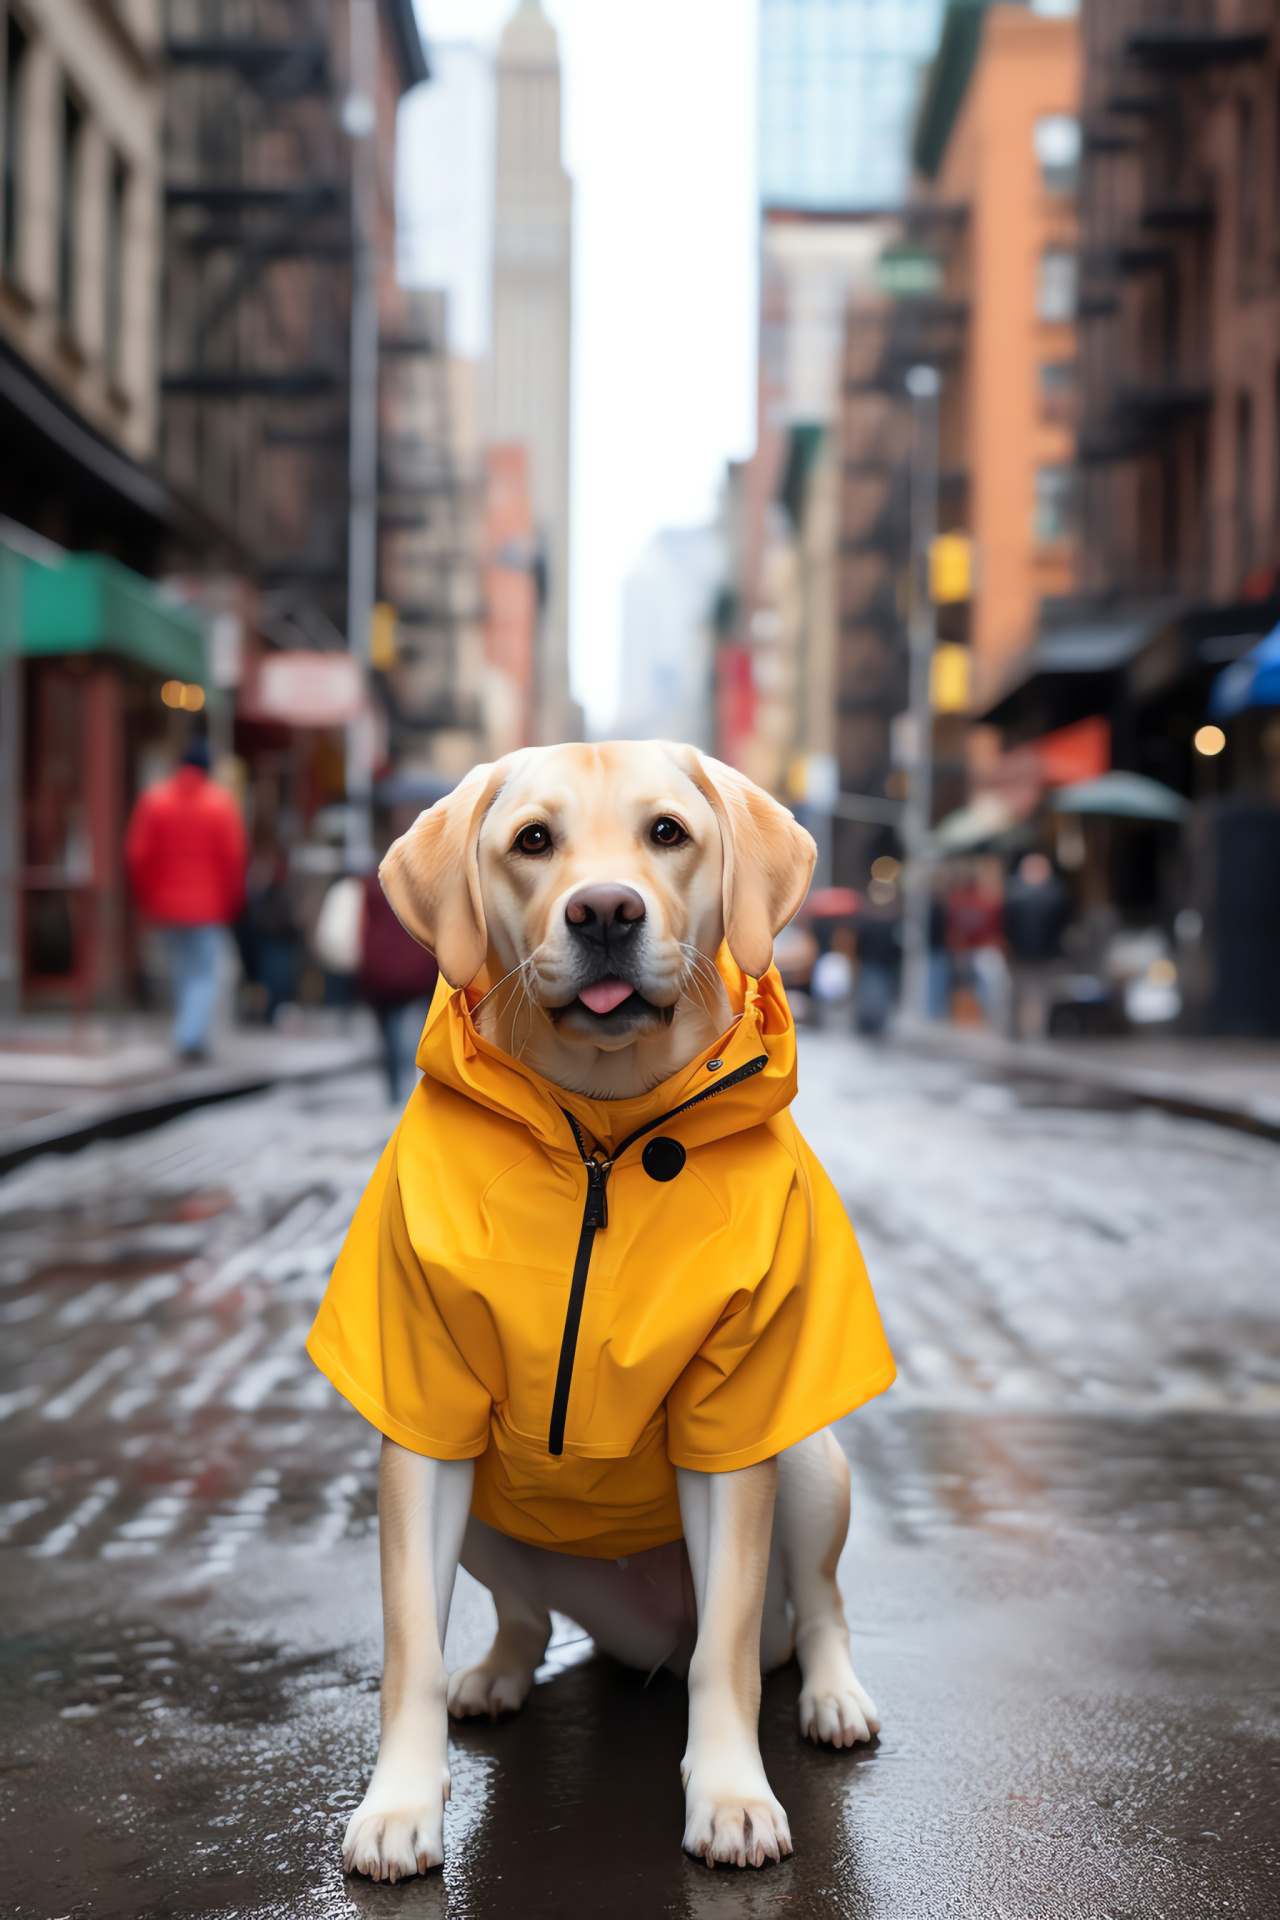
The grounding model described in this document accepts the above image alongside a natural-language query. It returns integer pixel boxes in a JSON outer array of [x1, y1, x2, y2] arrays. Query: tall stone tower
[[492, 0, 577, 744]]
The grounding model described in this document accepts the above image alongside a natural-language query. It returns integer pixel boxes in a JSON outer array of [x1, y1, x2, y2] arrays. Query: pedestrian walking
[[927, 888, 951, 1021], [854, 893, 902, 1036], [237, 857, 302, 1023], [358, 871, 439, 1105], [124, 735, 246, 1060], [944, 864, 1009, 1029], [1003, 851, 1072, 1040]]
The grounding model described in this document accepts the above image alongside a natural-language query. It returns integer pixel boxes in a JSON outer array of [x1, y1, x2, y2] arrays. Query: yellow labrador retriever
[[330, 741, 885, 1877]]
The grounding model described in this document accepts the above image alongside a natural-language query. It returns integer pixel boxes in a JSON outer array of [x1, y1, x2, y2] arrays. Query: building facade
[[160, 0, 428, 648], [716, 211, 892, 805], [914, 1, 1082, 712], [0, 0, 217, 1013], [1078, 0, 1278, 611], [1, 0, 167, 561], [490, 0, 576, 745], [617, 526, 720, 748]]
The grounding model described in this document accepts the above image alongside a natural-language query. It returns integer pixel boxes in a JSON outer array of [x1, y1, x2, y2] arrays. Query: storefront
[[0, 535, 206, 1012]]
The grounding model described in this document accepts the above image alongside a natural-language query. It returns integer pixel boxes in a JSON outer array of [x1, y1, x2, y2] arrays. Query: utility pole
[[343, 0, 380, 871], [901, 363, 939, 1023]]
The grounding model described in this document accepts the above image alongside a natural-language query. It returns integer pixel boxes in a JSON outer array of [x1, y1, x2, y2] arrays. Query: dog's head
[[379, 742, 814, 1095]]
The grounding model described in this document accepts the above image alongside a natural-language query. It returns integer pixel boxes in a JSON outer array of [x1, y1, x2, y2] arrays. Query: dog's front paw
[[796, 1625, 880, 1747], [342, 1765, 449, 1881], [681, 1761, 792, 1868], [447, 1625, 544, 1720]]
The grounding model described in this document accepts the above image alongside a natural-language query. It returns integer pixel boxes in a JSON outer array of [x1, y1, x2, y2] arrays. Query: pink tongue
[[578, 976, 635, 1015]]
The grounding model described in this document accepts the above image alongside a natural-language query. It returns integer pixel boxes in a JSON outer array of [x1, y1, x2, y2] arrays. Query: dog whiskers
[[676, 944, 727, 1018], [470, 961, 532, 1018]]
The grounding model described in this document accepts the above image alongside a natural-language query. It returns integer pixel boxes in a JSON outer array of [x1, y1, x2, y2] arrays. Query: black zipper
[[546, 1053, 768, 1456]]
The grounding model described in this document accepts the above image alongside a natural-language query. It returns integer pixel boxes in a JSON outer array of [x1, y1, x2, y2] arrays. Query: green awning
[[0, 540, 205, 682], [1047, 771, 1190, 822]]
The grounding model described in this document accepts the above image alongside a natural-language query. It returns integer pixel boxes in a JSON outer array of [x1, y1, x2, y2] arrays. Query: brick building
[[914, 0, 1082, 711]]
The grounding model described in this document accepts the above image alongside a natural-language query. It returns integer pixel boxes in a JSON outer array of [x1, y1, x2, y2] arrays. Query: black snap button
[[706, 1058, 723, 1071], [642, 1136, 686, 1182]]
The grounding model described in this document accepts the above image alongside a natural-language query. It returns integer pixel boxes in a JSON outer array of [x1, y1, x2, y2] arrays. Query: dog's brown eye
[[513, 822, 552, 855], [650, 817, 688, 847]]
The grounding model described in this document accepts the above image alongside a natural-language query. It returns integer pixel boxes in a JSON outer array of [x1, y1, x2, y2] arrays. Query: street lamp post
[[343, 0, 380, 872], [901, 363, 940, 1024]]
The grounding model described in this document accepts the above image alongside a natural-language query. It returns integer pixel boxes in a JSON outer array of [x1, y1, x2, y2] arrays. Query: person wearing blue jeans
[[166, 923, 224, 1058], [125, 734, 247, 1064], [166, 921, 224, 1059]]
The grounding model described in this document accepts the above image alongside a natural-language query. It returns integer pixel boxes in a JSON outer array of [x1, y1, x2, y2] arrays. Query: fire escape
[[1078, 0, 1270, 599], [836, 218, 969, 846], [160, 0, 436, 672], [376, 291, 487, 765], [161, 0, 354, 643]]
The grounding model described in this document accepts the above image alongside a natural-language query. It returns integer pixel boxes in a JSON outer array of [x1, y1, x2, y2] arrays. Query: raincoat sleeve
[[665, 1128, 895, 1473], [305, 1130, 492, 1459]]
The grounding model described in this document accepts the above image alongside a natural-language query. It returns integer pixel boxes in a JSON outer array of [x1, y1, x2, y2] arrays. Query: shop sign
[[240, 651, 366, 727]]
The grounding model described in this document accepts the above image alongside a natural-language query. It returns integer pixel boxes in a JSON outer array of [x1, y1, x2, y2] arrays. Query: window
[[1033, 114, 1081, 195], [1037, 247, 1077, 323], [3, 14, 26, 280], [1039, 359, 1077, 420], [1034, 465, 1076, 545], [1236, 389, 1254, 578], [57, 89, 82, 334], [104, 153, 127, 387]]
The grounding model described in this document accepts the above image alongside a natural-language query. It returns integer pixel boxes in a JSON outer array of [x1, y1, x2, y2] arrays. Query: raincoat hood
[[308, 949, 894, 1559]]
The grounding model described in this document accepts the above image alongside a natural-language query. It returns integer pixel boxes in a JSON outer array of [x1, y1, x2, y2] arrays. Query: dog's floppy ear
[[378, 758, 512, 987], [668, 747, 816, 978]]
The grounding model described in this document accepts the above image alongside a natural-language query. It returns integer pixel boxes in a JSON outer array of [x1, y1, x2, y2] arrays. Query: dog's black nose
[[564, 883, 646, 938]]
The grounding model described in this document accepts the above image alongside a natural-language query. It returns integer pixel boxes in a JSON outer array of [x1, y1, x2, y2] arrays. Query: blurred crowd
[[775, 839, 1181, 1045]]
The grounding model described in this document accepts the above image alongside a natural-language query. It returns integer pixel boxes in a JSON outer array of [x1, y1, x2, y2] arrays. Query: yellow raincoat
[[306, 952, 895, 1558]]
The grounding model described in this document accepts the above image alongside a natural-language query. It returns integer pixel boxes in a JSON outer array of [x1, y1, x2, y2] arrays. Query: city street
[[1, 1035, 1278, 1918]]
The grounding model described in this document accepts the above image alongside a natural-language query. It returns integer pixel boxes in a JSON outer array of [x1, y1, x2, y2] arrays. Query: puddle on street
[[1, 1063, 1279, 1916]]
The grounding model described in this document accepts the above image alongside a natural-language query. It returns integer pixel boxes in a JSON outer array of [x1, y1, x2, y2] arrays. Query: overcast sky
[[401, 0, 759, 732]]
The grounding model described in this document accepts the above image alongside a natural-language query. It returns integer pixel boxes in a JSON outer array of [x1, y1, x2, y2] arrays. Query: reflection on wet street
[[1, 1041, 1278, 1917]]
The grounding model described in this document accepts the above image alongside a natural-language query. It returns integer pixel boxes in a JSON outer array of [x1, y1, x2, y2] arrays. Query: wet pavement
[[1, 1041, 1278, 1917]]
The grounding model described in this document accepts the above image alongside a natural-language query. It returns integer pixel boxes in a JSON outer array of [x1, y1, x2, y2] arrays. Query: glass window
[[105, 153, 127, 387], [758, 0, 947, 211], [1037, 247, 1077, 323], [1039, 359, 1077, 417], [3, 15, 26, 279], [1035, 465, 1076, 544], [1033, 114, 1080, 194], [58, 89, 82, 333]]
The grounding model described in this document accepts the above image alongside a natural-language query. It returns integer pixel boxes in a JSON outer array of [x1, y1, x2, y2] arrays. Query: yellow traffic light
[[930, 642, 971, 713], [929, 532, 973, 605], [370, 602, 399, 670]]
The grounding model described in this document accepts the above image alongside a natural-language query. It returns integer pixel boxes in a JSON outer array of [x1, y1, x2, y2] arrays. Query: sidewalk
[[0, 1012, 382, 1175], [897, 1021, 1280, 1140]]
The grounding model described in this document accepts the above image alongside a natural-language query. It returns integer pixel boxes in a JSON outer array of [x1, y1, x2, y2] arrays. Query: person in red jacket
[[125, 735, 247, 1060]]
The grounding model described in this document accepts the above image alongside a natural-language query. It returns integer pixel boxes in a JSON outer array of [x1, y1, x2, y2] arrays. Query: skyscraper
[[759, 0, 944, 211], [491, 0, 577, 744]]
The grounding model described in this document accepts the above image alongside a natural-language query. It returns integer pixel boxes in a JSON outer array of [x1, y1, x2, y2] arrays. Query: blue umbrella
[[1208, 624, 1280, 718]]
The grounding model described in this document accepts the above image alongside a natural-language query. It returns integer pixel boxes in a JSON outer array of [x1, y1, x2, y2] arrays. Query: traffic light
[[370, 602, 399, 670], [929, 533, 973, 605], [930, 642, 971, 713]]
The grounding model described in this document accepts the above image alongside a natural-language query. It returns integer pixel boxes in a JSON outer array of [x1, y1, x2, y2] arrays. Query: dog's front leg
[[677, 1458, 792, 1868], [343, 1438, 473, 1882]]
